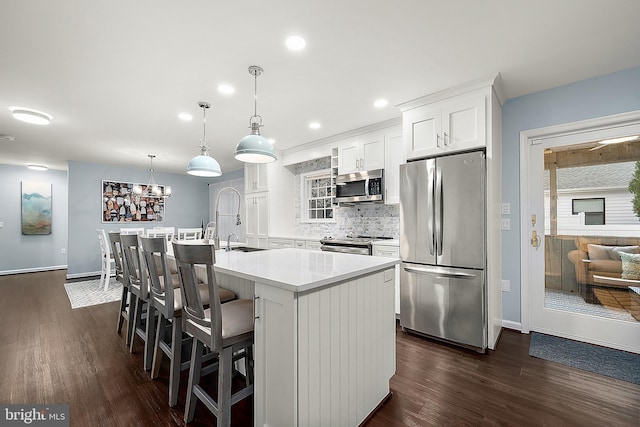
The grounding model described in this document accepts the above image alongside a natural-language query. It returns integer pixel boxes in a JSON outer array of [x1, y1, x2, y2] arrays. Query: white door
[[521, 112, 640, 354]]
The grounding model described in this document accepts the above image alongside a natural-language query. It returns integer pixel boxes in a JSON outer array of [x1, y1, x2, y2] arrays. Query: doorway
[[520, 111, 640, 353]]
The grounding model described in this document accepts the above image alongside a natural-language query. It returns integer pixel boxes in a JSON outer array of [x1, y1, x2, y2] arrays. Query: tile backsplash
[[288, 157, 400, 238]]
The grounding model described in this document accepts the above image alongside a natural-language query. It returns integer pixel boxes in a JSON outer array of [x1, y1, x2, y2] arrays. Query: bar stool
[[109, 232, 130, 336], [140, 236, 236, 407], [172, 241, 254, 427], [120, 233, 155, 370]]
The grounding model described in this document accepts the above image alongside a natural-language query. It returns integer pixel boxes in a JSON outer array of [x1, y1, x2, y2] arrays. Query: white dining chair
[[120, 227, 145, 235], [147, 226, 175, 242], [203, 222, 216, 240], [96, 229, 114, 291], [177, 227, 202, 240]]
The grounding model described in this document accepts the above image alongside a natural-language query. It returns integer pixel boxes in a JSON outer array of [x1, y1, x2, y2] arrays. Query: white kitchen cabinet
[[338, 132, 384, 174], [383, 127, 403, 204], [244, 163, 268, 193], [403, 92, 485, 160], [269, 237, 294, 249], [254, 268, 396, 427], [245, 192, 269, 248], [372, 244, 401, 316], [305, 239, 322, 251]]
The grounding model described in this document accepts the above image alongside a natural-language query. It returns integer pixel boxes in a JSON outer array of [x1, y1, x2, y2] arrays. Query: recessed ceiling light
[[286, 35, 306, 51], [178, 113, 193, 121], [309, 122, 321, 129], [9, 107, 52, 125], [374, 99, 388, 108], [217, 84, 235, 95], [27, 164, 48, 171]]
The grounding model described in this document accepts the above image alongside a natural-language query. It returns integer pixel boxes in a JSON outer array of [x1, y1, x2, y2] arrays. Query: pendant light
[[187, 101, 222, 177], [134, 154, 171, 198], [234, 65, 277, 163]]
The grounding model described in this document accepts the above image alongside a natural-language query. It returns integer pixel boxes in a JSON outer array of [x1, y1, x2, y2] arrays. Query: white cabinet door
[[442, 95, 485, 152], [338, 134, 384, 174], [245, 193, 269, 248], [383, 128, 403, 204], [269, 238, 294, 249], [244, 163, 268, 193], [404, 94, 486, 160], [360, 133, 385, 171], [254, 283, 297, 427], [372, 245, 401, 315], [404, 105, 441, 160], [338, 140, 360, 174]]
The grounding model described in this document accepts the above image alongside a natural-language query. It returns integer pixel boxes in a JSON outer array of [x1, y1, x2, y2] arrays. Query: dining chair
[[203, 222, 216, 240], [120, 233, 155, 370], [96, 229, 114, 291], [172, 241, 254, 426], [177, 227, 203, 240], [140, 236, 235, 407], [147, 226, 176, 242], [120, 227, 145, 235]]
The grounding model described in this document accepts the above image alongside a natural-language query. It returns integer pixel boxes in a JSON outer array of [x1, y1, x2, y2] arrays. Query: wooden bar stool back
[[172, 242, 254, 427]]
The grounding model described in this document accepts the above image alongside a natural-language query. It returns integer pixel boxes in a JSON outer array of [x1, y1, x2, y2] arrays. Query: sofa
[[567, 235, 640, 286]]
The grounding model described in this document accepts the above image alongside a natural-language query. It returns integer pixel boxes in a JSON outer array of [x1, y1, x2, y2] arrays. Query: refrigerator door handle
[[427, 166, 435, 255], [403, 266, 477, 279], [435, 167, 444, 256]]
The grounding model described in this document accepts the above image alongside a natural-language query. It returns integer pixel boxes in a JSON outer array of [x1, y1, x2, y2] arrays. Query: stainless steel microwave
[[334, 169, 384, 204]]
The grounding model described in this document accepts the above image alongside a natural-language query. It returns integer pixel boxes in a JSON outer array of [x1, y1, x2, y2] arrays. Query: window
[[572, 197, 605, 225], [301, 170, 334, 222]]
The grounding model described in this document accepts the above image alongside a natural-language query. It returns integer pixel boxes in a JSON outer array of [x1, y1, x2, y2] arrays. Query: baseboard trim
[[0, 265, 67, 276], [502, 320, 522, 331], [66, 270, 102, 280]]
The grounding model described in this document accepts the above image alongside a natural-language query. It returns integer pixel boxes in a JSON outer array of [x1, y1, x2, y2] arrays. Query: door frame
[[519, 110, 640, 343]]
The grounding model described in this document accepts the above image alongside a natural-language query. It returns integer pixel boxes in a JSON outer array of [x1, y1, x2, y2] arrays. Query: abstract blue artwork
[[21, 181, 52, 235]]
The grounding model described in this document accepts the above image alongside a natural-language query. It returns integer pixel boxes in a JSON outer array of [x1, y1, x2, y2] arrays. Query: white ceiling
[[1, 0, 639, 174]]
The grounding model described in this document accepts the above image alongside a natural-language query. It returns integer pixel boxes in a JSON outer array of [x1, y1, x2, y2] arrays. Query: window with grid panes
[[301, 170, 334, 222]]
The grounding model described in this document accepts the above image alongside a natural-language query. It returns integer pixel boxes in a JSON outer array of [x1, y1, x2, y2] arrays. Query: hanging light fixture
[[187, 101, 222, 177], [234, 65, 277, 163], [133, 154, 171, 198]]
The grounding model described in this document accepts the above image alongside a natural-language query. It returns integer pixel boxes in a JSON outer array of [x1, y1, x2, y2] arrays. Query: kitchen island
[[185, 246, 399, 427]]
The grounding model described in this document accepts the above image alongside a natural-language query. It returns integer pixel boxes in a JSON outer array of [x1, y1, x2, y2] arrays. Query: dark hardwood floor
[[1, 271, 638, 426]]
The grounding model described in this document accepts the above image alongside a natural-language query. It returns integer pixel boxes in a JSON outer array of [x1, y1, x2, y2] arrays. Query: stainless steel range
[[320, 235, 393, 255]]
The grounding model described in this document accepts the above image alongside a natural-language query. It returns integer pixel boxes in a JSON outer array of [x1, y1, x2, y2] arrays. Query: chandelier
[[133, 154, 171, 198]]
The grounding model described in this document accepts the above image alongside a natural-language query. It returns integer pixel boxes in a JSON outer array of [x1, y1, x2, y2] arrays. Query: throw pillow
[[619, 252, 640, 280], [610, 246, 640, 261], [587, 244, 611, 260]]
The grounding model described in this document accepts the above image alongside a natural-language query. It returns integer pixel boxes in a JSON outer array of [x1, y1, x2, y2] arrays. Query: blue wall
[[67, 160, 217, 277], [501, 66, 640, 323], [0, 165, 68, 273]]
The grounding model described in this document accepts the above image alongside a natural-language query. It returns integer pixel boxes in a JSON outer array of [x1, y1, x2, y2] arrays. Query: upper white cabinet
[[245, 163, 268, 193], [383, 126, 403, 204], [403, 92, 485, 160], [338, 132, 384, 174], [245, 192, 269, 248]]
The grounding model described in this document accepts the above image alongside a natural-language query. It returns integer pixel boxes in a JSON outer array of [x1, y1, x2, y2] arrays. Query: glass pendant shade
[[235, 65, 277, 163]]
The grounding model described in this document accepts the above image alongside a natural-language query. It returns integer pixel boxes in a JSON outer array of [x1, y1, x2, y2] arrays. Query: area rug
[[529, 332, 640, 385], [64, 278, 122, 309]]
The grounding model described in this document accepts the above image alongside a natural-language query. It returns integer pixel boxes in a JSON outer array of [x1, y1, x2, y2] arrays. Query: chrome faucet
[[214, 187, 242, 249], [226, 233, 239, 251]]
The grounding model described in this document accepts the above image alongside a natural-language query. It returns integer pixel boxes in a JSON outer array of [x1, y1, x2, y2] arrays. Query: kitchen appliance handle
[[403, 266, 476, 279], [435, 166, 443, 256], [364, 177, 370, 197], [427, 167, 435, 255]]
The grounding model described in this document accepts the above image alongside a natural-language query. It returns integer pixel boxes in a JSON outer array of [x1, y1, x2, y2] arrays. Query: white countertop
[[170, 243, 398, 293]]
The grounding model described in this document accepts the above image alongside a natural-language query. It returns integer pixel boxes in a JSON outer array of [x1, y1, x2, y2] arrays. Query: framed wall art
[[102, 180, 166, 223], [21, 181, 52, 235]]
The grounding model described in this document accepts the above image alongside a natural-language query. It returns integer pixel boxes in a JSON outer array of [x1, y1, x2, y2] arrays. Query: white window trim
[[299, 169, 335, 223]]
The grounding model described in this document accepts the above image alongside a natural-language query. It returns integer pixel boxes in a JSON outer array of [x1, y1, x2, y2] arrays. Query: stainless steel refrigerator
[[399, 150, 487, 351]]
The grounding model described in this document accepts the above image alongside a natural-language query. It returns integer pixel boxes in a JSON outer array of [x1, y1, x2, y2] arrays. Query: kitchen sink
[[230, 246, 267, 252]]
